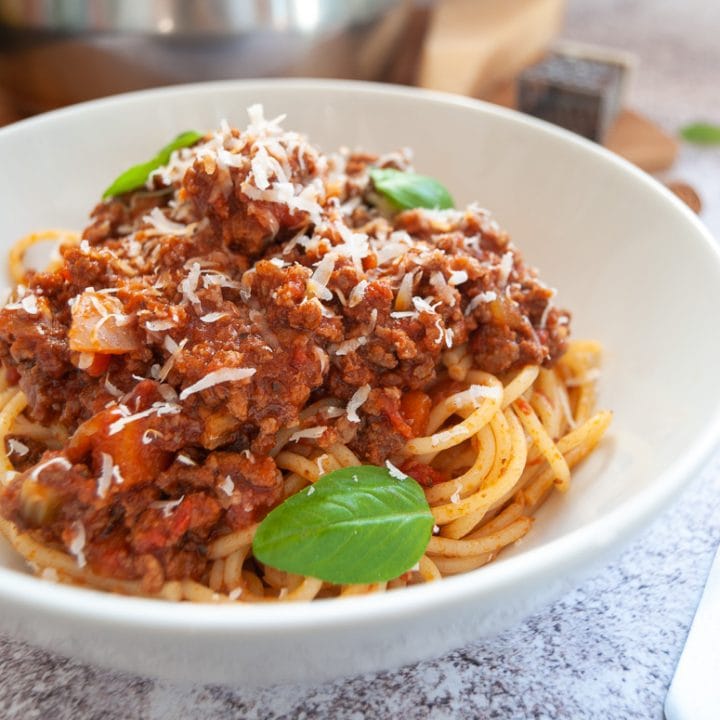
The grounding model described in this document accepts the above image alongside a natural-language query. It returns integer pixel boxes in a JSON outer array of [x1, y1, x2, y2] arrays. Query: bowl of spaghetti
[[0, 80, 718, 685]]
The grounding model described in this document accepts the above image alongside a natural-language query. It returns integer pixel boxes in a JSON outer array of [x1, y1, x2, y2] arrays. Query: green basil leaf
[[252, 465, 434, 584], [102, 130, 205, 199], [369, 168, 454, 211], [679, 122, 720, 145]]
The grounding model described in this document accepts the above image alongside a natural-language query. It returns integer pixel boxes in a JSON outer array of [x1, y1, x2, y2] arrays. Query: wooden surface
[[417, 0, 565, 97]]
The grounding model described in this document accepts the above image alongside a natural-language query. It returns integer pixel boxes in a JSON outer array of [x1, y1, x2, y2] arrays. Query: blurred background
[[0, 0, 717, 229]]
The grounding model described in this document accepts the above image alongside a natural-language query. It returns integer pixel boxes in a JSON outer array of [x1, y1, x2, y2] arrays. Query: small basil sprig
[[369, 167, 454, 211], [252, 465, 434, 584], [679, 122, 720, 146], [103, 130, 205, 199]]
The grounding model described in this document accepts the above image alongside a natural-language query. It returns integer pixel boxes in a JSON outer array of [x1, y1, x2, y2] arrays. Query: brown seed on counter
[[666, 181, 702, 214]]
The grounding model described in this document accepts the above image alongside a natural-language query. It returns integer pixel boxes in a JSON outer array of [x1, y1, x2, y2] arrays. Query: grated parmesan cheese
[[498, 251, 514, 285], [430, 271, 456, 307], [219, 475, 235, 496], [103, 376, 123, 398], [412, 296, 441, 314], [108, 401, 181, 435], [97, 452, 113, 498], [333, 336, 366, 356], [112, 464, 125, 485], [179, 367, 256, 401], [447, 384, 503, 410], [465, 291, 497, 315], [145, 319, 176, 332], [21, 294, 38, 315], [144, 207, 193, 237], [7, 438, 29, 457], [180, 262, 202, 307], [69, 521, 87, 568], [346, 384, 371, 423], [448, 270, 469, 286], [307, 253, 336, 301], [150, 496, 185, 518], [30, 456, 71, 481], [347, 280, 368, 308], [385, 460, 408, 480], [289, 426, 327, 443]]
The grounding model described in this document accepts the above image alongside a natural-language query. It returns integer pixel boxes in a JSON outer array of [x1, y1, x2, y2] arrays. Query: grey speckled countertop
[[2, 1, 719, 717]]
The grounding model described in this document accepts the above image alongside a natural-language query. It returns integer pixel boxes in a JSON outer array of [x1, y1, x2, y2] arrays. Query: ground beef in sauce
[[0, 109, 569, 587]]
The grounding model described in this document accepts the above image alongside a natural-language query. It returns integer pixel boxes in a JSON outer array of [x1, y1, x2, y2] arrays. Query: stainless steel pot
[[0, 0, 426, 113]]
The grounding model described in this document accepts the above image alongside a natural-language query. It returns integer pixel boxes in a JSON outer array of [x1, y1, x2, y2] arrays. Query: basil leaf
[[369, 168, 454, 211], [680, 122, 720, 146], [252, 465, 434, 584], [102, 130, 205, 199]]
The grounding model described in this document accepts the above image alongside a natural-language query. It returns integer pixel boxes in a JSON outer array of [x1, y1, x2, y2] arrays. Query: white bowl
[[0, 80, 719, 685]]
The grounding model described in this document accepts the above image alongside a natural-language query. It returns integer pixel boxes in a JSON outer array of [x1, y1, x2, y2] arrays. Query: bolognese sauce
[[0, 107, 606, 599]]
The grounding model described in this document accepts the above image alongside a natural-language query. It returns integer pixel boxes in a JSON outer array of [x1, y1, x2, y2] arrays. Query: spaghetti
[[0, 108, 610, 602]]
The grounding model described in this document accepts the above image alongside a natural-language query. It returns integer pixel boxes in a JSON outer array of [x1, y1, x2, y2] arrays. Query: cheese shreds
[[112, 464, 125, 485], [334, 223, 369, 273], [30, 456, 71, 481], [20, 294, 38, 315], [69, 521, 87, 568], [395, 271, 416, 311], [103, 376, 123, 398], [385, 460, 408, 480], [306, 485, 316, 496], [108, 402, 181, 435], [97, 452, 113, 498], [180, 262, 202, 307], [219, 475, 235, 496], [434, 317, 444, 345], [201, 271, 242, 290], [142, 428, 162, 445], [391, 310, 417, 319], [334, 336, 366, 356], [375, 231, 413, 266], [159, 337, 188, 382], [200, 312, 228, 324], [289, 426, 327, 442], [465, 291, 497, 315], [449, 270, 469, 286], [145, 319, 176, 332], [179, 367, 256, 400], [177, 454, 196, 466], [447, 384, 503, 410], [412, 296, 441, 314], [251, 144, 272, 189], [348, 280, 368, 308], [307, 253, 335, 301], [145, 207, 192, 237], [498, 251, 514, 285], [228, 587, 243, 601], [346, 384, 371, 423], [7, 438, 29, 457], [430, 271, 456, 307], [430, 425, 466, 447], [150, 495, 185, 518]]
